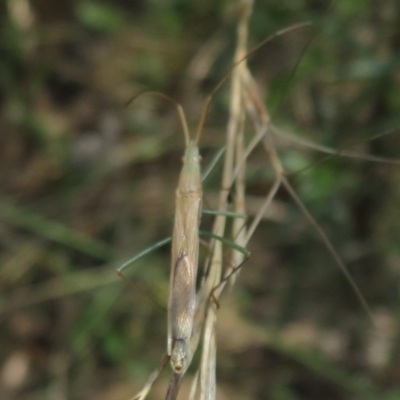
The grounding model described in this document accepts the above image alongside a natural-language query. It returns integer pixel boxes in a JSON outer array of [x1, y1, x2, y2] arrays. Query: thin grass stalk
[[270, 125, 400, 167], [241, 65, 375, 324], [165, 373, 182, 400], [199, 310, 217, 400], [229, 0, 252, 288], [197, 2, 254, 399], [129, 354, 170, 400], [188, 370, 200, 400]]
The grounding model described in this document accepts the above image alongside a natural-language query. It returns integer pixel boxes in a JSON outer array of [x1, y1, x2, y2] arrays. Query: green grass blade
[[202, 209, 247, 218], [0, 199, 114, 260], [202, 146, 226, 182], [199, 230, 250, 256], [116, 237, 172, 272]]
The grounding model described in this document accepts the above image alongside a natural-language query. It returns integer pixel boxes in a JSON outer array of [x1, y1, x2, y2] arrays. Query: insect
[[117, 90, 204, 376], [167, 99, 202, 375]]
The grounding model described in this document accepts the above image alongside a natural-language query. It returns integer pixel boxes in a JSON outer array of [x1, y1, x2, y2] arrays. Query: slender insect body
[[168, 139, 202, 374]]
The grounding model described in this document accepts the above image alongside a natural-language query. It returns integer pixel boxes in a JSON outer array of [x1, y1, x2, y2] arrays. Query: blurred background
[[1, 0, 400, 399]]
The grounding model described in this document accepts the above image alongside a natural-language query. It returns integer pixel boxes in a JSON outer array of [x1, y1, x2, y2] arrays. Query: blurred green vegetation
[[0, 0, 400, 399]]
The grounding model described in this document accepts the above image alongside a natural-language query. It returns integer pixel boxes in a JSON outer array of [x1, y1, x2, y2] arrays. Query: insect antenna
[[126, 91, 191, 146], [194, 21, 312, 145]]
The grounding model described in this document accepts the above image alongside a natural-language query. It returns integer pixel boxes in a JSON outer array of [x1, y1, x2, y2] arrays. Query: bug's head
[[171, 339, 187, 374], [181, 140, 201, 165]]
